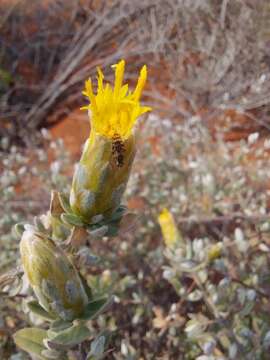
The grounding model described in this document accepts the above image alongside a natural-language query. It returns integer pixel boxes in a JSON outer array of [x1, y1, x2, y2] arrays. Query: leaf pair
[[14, 297, 113, 358]]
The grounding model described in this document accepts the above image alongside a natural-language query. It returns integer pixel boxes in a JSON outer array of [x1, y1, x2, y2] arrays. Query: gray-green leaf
[[50, 319, 73, 333], [61, 213, 85, 227], [47, 324, 91, 350], [13, 223, 25, 238], [87, 331, 112, 360], [27, 301, 56, 321], [79, 297, 113, 321], [58, 192, 72, 214], [13, 328, 47, 360]]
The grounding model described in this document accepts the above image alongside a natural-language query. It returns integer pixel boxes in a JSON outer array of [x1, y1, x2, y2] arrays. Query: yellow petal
[[97, 67, 104, 93], [84, 78, 97, 112], [114, 59, 125, 97], [133, 65, 147, 101]]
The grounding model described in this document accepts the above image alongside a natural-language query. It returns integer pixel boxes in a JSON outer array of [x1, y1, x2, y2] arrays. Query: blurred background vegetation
[[2, 0, 270, 359]]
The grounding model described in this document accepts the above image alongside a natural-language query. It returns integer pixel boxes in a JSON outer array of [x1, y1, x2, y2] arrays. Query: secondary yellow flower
[[81, 59, 151, 140], [158, 208, 180, 248], [70, 60, 151, 223]]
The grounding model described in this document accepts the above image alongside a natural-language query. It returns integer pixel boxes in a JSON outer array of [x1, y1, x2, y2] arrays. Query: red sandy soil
[[50, 109, 90, 160]]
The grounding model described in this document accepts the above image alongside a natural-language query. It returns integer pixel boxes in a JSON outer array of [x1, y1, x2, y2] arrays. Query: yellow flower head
[[158, 208, 180, 248], [81, 59, 151, 140]]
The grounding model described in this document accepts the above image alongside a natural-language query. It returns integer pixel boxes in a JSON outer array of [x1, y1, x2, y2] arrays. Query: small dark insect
[[112, 133, 125, 167]]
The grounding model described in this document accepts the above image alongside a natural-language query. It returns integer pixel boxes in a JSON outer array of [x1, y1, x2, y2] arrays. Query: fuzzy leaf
[[0, 267, 23, 291], [58, 192, 72, 214], [34, 216, 47, 233], [77, 247, 100, 268], [8, 277, 23, 297], [13, 223, 25, 238], [79, 272, 92, 299], [50, 319, 73, 333], [87, 331, 111, 360], [90, 214, 104, 225], [61, 213, 85, 227], [79, 297, 113, 321], [13, 328, 47, 360], [47, 324, 90, 350], [41, 348, 62, 359], [27, 301, 55, 321], [87, 225, 109, 238]]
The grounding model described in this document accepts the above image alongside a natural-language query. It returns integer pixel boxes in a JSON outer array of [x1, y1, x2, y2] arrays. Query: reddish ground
[[50, 109, 90, 159]]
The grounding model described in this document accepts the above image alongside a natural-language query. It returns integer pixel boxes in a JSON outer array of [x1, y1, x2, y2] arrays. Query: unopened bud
[[70, 132, 135, 222], [20, 227, 88, 320]]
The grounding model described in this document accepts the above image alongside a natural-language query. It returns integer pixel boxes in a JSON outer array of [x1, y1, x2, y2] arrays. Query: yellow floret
[[81, 59, 151, 140]]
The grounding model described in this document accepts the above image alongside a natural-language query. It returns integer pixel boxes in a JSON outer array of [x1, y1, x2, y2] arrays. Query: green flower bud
[[70, 131, 135, 223], [20, 226, 88, 321]]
